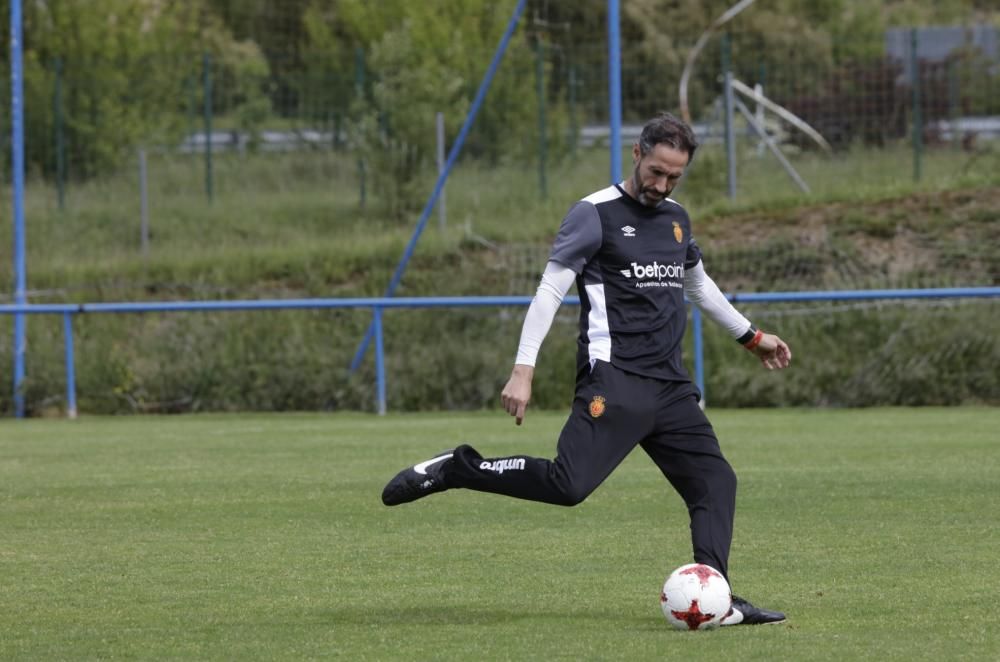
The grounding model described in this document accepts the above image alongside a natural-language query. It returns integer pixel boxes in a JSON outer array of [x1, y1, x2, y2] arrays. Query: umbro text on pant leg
[[448, 361, 654, 506]]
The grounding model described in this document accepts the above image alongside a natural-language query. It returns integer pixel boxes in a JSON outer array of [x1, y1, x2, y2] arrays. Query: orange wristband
[[743, 329, 764, 351]]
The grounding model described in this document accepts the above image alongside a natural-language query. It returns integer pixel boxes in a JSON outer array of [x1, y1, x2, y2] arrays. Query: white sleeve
[[683, 260, 753, 339], [514, 261, 577, 366]]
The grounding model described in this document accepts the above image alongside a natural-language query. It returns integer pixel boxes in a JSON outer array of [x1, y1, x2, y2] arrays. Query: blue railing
[[2, 286, 998, 418]]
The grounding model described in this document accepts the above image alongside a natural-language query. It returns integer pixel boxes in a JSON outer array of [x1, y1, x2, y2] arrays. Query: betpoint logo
[[628, 261, 685, 280], [620, 261, 685, 288]]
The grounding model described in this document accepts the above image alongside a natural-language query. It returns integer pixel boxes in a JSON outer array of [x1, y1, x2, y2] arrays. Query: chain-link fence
[[2, 5, 998, 227], [1, 1, 999, 413]]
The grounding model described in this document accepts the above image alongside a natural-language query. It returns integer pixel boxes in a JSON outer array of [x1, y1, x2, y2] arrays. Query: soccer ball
[[660, 563, 732, 630]]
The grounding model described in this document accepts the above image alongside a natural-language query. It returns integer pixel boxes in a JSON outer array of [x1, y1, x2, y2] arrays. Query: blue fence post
[[607, 0, 622, 183], [10, 0, 28, 418], [373, 306, 387, 416], [692, 306, 706, 407], [63, 313, 77, 419]]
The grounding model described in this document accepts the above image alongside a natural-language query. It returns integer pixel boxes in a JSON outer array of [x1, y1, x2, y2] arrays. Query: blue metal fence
[[2, 286, 999, 418]]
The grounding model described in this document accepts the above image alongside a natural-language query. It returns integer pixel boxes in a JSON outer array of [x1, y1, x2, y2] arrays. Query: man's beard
[[632, 168, 664, 207]]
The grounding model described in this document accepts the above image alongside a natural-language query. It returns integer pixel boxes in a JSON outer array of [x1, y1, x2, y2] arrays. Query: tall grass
[[3, 139, 997, 296]]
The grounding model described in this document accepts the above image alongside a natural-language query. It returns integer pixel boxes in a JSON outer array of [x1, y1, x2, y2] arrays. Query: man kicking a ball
[[382, 112, 791, 626]]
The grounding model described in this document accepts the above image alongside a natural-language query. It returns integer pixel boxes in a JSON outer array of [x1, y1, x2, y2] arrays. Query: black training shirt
[[549, 183, 703, 381]]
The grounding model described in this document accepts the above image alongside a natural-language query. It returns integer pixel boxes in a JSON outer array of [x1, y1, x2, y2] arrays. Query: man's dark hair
[[637, 112, 698, 161]]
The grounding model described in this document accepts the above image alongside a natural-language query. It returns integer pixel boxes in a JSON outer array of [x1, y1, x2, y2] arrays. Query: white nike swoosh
[[414, 453, 453, 475]]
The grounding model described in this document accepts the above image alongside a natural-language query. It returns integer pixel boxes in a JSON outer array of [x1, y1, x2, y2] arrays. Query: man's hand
[[501, 364, 534, 425], [751, 333, 792, 370]]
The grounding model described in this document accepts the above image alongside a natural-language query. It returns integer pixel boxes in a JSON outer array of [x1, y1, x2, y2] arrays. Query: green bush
[[2, 295, 997, 416]]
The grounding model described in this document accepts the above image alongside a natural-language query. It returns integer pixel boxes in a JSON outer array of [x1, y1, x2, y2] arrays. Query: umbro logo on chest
[[621, 225, 636, 237]]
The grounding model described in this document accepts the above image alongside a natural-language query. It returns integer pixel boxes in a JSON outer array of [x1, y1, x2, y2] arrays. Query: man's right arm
[[502, 200, 601, 424], [501, 261, 577, 425]]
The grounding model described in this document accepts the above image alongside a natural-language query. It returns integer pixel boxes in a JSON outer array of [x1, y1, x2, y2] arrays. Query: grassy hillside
[[2, 142, 998, 297]]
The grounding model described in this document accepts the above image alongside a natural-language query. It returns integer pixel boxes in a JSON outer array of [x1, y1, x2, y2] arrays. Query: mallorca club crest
[[589, 395, 606, 418], [672, 221, 683, 243]]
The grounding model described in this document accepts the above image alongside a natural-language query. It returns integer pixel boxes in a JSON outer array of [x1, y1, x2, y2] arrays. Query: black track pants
[[447, 360, 738, 579]]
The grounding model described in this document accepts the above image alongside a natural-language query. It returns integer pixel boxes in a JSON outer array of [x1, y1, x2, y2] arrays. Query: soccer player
[[382, 112, 791, 626]]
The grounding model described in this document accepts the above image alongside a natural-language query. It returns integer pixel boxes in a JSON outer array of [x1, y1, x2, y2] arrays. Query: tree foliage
[[0, 0, 995, 184], [0, 0, 271, 179], [299, 0, 542, 216]]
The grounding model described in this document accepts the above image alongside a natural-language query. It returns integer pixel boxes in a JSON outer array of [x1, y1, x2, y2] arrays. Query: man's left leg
[[639, 396, 736, 580], [641, 382, 785, 625]]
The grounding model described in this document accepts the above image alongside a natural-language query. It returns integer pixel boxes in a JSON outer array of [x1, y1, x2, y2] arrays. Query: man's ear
[[632, 143, 641, 163]]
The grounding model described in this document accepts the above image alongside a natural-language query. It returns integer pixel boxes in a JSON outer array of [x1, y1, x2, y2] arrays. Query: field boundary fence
[[2, 286, 998, 418]]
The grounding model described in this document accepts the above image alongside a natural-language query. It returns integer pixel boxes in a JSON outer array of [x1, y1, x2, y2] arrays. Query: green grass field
[[2, 408, 998, 660]]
